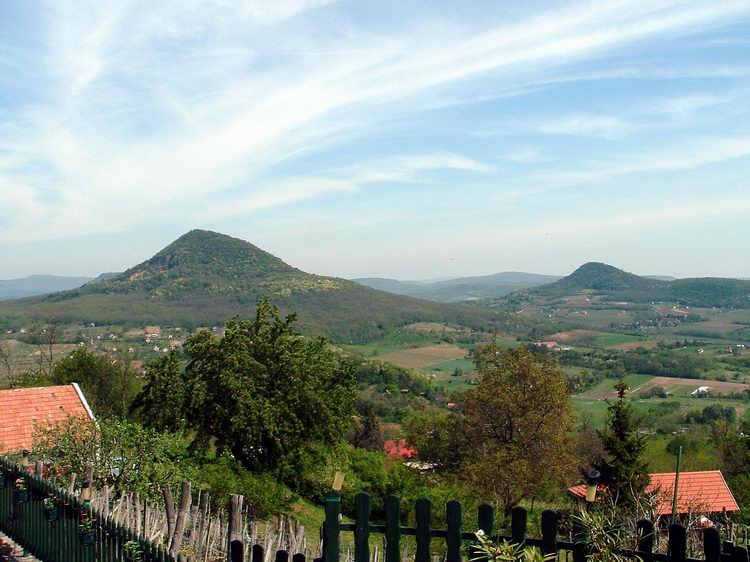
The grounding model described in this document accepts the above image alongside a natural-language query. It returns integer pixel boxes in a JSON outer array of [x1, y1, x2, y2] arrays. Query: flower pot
[[78, 529, 97, 546], [43, 506, 59, 522], [13, 490, 28, 503]]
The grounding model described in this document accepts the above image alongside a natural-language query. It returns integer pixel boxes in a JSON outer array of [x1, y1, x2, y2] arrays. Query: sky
[[1, 0, 749, 281]]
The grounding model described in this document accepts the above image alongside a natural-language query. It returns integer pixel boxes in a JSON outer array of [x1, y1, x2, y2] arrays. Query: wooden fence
[[0, 457, 308, 562], [322, 492, 750, 562]]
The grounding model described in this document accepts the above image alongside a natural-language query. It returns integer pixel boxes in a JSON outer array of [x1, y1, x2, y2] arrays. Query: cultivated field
[[639, 376, 749, 395], [376, 344, 468, 369]]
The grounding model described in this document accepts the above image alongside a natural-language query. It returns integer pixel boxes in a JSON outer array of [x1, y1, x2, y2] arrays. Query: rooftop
[[0, 384, 95, 453], [568, 471, 739, 515]]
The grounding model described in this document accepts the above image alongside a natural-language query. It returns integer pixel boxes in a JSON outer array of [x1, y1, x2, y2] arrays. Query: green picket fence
[[322, 491, 750, 562], [0, 457, 177, 562]]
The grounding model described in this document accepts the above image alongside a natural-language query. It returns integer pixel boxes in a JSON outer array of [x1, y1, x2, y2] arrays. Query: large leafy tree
[[49, 347, 141, 418], [595, 381, 650, 503], [461, 345, 576, 513], [136, 300, 357, 471]]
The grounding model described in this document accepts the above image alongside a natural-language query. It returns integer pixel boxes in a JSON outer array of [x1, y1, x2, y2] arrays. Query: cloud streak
[[0, 0, 749, 276]]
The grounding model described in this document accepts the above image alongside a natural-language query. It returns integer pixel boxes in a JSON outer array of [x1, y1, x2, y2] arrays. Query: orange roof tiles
[[568, 471, 739, 514], [383, 439, 417, 459], [0, 384, 95, 453]]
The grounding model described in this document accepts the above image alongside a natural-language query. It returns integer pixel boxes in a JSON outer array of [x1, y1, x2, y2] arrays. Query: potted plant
[[13, 478, 28, 503], [124, 540, 144, 562], [78, 518, 97, 546], [43, 496, 59, 522]]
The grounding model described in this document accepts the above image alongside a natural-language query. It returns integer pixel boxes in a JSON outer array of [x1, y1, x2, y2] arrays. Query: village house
[[568, 471, 739, 518], [0, 384, 95, 454]]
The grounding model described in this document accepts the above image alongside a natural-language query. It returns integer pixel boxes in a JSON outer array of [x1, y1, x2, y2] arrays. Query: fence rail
[[0, 458, 309, 562], [323, 492, 750, 562]]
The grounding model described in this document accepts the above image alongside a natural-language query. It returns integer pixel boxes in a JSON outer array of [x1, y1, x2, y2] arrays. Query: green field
[[593, 333, 645, 347]]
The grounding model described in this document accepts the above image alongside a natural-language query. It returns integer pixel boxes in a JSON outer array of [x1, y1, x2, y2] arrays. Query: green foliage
[[352, 404, 384, 451], [49, 347, 141, 418], [32, 416, 194, 501], [403, 410, 467, 471], [0, 229, 507, 343], [470, 531, 554, 562], [132, 351, 186, 431], [595, 382, 650, 503], [573, 509, 642, 562], [196, 455, 294, 519], [138, 300, 357, 472]]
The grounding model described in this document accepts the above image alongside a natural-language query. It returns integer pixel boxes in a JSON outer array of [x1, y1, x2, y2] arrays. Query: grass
[[594, 333, 644, 347]]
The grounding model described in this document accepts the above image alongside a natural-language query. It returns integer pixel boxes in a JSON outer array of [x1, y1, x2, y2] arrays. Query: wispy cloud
[[1, 0, 749, 276]]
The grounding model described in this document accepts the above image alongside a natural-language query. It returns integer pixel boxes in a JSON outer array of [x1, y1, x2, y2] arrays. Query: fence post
[[446, 500, 462, 562], [354, 492, 371, 562], [511, 507, 527, 545], [228, 494, 243, 562], [323, 491, 341, 562], [252, 543, 265, 562], [668, 524, 687, 562], [540, 510, 558, 557], [384, 495, 401, 562], [732, 546, 750, 562], [637, 519, 654, 562], [415, 498, 431, 562], [704, 527, 722, 562]]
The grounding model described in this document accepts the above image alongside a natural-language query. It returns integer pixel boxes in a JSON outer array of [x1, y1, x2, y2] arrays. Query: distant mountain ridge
[[0, 230, 508, 342], [509, 262, 750, 308], [0, 275, 94, 301], [354, 272, 562, 302]]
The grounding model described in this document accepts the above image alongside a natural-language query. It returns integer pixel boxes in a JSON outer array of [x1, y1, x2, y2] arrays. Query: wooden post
[[228, 494, 244, 562], [511, 507, 527, 545], [704, 527, 722, 562], [415, 498, 431, 562], [446, 500, 462, 562], [540, 511, 558, 557], [163, 485, 176, 547], [637, 519, 655, 562], [384, 495, 401, 562], [354, 492, 371, 562], [169, 481, 192, 557], [668, 524, 687, 562], [323, 491, 341, 562]]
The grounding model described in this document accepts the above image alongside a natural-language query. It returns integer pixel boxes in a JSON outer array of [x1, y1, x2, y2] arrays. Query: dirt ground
[[377, 344, 467, 369]]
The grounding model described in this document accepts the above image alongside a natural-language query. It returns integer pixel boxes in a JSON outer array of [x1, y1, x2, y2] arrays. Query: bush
[[198, 456, 294, 519]]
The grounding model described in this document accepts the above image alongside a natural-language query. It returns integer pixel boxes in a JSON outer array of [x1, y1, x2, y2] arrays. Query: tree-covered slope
[[506, 262, 750, 308], [0, 230, 507, 341]]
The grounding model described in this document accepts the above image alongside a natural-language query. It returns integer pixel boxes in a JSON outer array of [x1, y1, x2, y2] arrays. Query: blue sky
[[1, 0, 749, 280]]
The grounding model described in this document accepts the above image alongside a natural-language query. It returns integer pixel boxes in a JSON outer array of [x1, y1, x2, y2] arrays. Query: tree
[[461, 345, 576, 514], [595, 382, 650, 504], [353, 404, 384, 451], [50, 347, 141, 418], [32, 415, 193, 501], [132, 351, 186, 431], [138, 300, 357, 472]]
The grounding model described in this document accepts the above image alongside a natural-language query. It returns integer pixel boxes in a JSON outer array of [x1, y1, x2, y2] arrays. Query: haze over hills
[[0, 275, 94, 301], [0, 230, 507, 342], [508, 262, 750, 308], [354, 272, 562, 302]]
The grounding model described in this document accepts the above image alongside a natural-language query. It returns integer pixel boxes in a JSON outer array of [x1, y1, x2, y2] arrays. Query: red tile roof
[[0, 384, 95, 453], [383, 439, 417, 459], [568, 471, 739, 514]]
